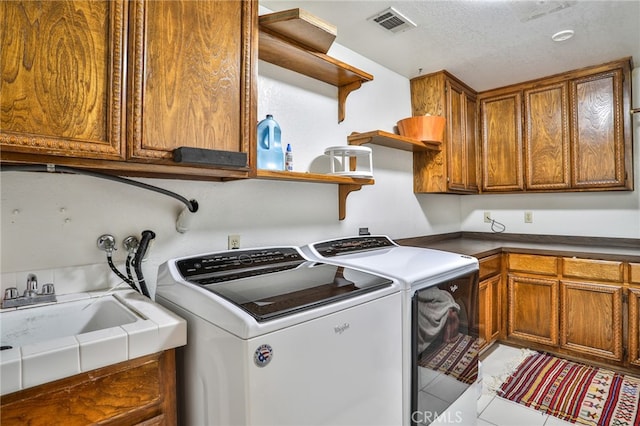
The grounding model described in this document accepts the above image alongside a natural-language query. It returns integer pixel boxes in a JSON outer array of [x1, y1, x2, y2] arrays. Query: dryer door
[[411, 271, 480, 425]]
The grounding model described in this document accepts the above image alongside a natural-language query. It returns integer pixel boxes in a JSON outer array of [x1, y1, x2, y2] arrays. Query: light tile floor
[[477, 344, 574, 426]]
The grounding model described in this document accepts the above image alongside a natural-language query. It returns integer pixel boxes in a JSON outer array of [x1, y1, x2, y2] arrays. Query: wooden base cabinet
[[478, 254, 502, 350], [506, 253, 560, 347], [507, 274, 559, 346], [479, 275, 501, 350], [560, 281, 623, 362], [560, 257, 625, 362], [629, 288, 640, 368], [1, 351, 176, 425], [629, 263, 640, 368]]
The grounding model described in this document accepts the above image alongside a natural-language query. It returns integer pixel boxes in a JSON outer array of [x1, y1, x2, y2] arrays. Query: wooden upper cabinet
[[448, 80, 479, 192], [128, 0, 255, 164], [1, 0, 256, 179], [0, 1, 127, 159], [524, 82, 570, 190], [478, 57, 633, 193], [570, 65, 630, 189], [411, 71, 479, 193], [480, 91, 524, 192]]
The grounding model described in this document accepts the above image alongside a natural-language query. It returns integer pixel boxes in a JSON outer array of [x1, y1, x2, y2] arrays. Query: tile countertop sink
[[0, 289, 186, 395]]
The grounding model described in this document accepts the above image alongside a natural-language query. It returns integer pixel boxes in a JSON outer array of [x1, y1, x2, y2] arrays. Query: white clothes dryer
[[302, 236, 480, 426]]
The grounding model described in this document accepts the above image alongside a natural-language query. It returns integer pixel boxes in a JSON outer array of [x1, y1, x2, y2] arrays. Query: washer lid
[[180, 260, 392, 322]]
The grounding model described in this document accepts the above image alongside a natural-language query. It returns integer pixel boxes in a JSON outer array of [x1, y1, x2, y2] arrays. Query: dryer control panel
[[312, 236, 396, 257]]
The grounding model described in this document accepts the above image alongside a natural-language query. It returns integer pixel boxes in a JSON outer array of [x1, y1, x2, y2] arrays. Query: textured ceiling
[[260, 0, 640, 91]]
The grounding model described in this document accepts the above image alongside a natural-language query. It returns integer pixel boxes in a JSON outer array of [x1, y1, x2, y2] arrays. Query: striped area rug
[[499, 352, 640, 426], [418, 333, 479, 384]]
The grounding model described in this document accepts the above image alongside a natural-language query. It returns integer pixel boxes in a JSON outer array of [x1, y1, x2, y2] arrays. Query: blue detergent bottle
[[257, 114, 284, 171]]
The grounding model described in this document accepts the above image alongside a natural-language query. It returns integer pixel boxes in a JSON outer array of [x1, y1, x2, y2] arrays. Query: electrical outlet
[[524, 211, 533, 223], [228, 234, 241, 250], [484, 212, 492, 223]]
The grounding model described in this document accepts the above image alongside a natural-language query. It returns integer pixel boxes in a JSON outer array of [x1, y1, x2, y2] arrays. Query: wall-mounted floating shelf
[[348, 130, 442, 151], [258, 26, 373, 123], [255, 170, 374, 220]]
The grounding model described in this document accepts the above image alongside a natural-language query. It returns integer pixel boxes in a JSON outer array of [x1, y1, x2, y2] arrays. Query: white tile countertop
[[0, 289, 186, 395]]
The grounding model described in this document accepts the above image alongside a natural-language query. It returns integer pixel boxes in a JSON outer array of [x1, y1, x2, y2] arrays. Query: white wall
[[0, 40, 460, 296], [459, 67, 640, 239]]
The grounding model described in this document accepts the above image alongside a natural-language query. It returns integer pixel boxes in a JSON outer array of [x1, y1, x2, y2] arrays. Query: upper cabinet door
[[480, 91, 524, 192], [570, 67, 629, 189], [1, 1, 127, 159], [447, 80, 478, 193], [524, 82, 570, 190], [128, 0, 255, 163]]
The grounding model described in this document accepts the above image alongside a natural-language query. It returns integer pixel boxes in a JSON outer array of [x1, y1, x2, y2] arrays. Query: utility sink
[[1, 295, 139, 349], [0, 289, 186, 395]]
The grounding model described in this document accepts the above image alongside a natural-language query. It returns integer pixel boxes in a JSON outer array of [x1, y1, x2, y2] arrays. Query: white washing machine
[[155, 246, 403, 426], [302, 236, 480, 426]]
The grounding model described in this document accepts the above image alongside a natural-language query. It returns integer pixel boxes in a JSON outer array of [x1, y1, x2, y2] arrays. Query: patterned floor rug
[[418, 333, 479, 384], [499, 352, 640, 426]]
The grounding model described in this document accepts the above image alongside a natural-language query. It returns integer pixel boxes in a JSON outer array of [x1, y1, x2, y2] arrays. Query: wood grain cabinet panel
[[0, 1, 127, 159], [524, 82, 570, 190], [570, 67, 629, 189], [1, 351, 177, 425], [480, 91, 524, 192], [479, 274, 501, 349], [562, 258, 623, 282], [560, 281, 623, 362], [128, 0, 254, 162], [508, 253, 558, 276], [1, 0, 256, 179], [629, 287, 640, 367], [479, 253, 502, 281], [507, 274, 559, 346], [411, 71, 479, 193], [631, 263, 640, 285], [477, 58, 632, 193]]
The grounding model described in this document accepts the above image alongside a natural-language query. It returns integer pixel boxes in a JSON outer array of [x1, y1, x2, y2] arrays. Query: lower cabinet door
[[507, 274, 559, 346], [560, 281, 623, 362], [628, 287, 640, 367], [479, 275, 501, 349]]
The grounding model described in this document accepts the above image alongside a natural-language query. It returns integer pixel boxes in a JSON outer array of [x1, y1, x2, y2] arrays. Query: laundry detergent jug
[[257, 114, 284, 171]]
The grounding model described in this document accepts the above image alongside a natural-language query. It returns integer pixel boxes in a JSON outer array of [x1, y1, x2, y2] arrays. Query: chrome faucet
[[2, 274, 57, 309]]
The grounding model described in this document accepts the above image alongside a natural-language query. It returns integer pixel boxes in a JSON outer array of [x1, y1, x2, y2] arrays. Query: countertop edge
[[396, 232, 640, 262]]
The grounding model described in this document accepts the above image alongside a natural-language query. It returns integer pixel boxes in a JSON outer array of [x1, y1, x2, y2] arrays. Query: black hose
[[107, 253, 139, 293], [126, 252, 135, 286], [133, 230, 156, 298], [0, 164, 199, 213]]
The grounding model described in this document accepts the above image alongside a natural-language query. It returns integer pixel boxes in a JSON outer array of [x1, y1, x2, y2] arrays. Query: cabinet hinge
[[623, 293, 629, 303], [623, 346, 628, 359]]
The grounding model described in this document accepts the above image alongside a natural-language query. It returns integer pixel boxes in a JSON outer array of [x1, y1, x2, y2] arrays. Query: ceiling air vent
[[368, 7, 417, 34]]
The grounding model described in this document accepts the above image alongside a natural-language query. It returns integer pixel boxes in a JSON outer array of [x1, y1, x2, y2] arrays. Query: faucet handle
[[4, 287, 19, 300], [41, 283, 56, 296]]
